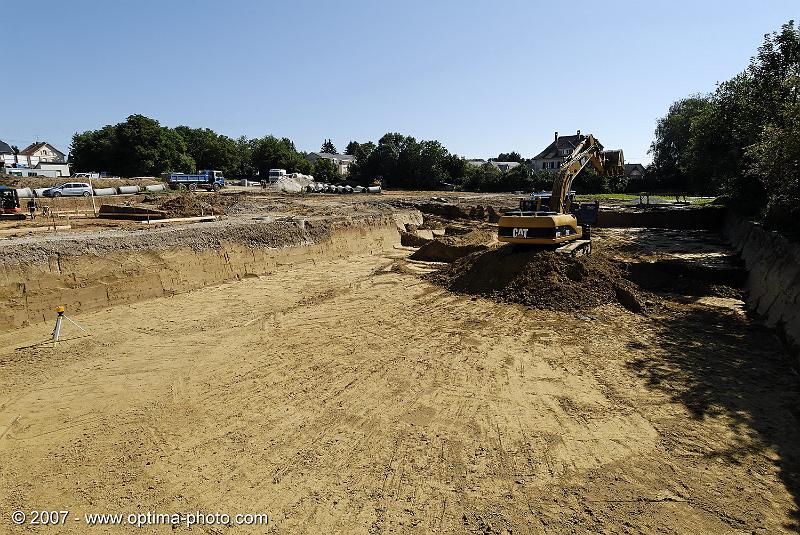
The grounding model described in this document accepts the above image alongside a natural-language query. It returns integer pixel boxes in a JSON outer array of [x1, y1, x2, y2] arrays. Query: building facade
[[531, 131, 592, 171], [306, 152, 355, 176], [1, 140, 70, 176], [20, 141, 65, 163]]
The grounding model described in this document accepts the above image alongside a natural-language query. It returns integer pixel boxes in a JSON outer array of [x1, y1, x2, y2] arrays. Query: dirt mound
[[156, 193, 237, 217], [0, 176, 160, 190], [410, 241, 488, 263], [409, 228, 497, 262], [428, 246, 644, 312], [416, 202, 510, 222], [400, 231, 432, 247]]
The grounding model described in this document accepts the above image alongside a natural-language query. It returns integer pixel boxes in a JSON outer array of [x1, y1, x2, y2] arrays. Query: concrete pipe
[[92, 187, 117, 196], [343, 185, 353, 193], [117, 185, 140, 194], [33, 188, 49, 197], [15, 188, 34, 198], [366, 186, 382, 193], [144, 184, 166, 192], [352, 186, 366, 193]]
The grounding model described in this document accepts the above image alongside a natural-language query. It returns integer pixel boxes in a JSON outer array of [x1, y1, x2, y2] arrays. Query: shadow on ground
[[627, 303, 800, 531]]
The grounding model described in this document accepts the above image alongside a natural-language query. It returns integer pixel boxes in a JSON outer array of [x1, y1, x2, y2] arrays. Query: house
[[490, 161, 521, 172], [306, 152, 355, 176], [624, 163, 646, 180], [0, 139, 13, 155], [531, 130, 595, 171], [20, 141, 65, 163], [0, 141, 69, 170], [467, 159, 520, 172], [1, 140, 70, 175]]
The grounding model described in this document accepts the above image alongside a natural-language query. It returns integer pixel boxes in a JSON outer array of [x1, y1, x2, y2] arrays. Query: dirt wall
[[724, 213, 800, 354], [0, 213, 410, 331]]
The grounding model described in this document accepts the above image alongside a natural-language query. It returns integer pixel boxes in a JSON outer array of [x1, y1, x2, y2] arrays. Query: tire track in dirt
[[0, 248, 797, 533]]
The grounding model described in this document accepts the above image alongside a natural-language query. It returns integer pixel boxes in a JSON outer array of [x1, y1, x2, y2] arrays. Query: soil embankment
[[724, 213, 800, 354], [0, 212, 416, 331]]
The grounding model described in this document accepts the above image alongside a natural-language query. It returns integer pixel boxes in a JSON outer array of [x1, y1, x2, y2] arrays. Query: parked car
[[41, 182, 92, 197]]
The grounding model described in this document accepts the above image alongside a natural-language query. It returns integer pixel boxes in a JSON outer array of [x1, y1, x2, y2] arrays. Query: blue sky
[[2, 0, 797, 164]]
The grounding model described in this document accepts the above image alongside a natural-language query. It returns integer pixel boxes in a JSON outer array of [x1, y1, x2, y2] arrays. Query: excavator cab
[[600, 149, 625, 177]]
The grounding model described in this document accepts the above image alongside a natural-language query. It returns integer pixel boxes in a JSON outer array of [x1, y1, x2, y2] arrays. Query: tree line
[[69, 115, 320, 179], [69, 117, 627, 194], [649, 20, 800, 233]]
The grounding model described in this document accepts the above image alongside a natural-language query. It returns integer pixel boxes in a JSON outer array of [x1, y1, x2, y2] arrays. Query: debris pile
[[276, 174, 314, 193], [156, 194, 236, 217], [427, 246, 644, 312], [409, 228, 498, 263]]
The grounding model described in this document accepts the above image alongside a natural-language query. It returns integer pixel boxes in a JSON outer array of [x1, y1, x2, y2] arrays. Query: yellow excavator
[[497, 134, 623, 254]]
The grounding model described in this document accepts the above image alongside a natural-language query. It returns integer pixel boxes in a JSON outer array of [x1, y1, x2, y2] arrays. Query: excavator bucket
[[601, 149, 625, 176]]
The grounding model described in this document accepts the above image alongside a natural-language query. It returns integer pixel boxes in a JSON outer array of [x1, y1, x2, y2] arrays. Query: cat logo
[[512, 228, 528, 238]]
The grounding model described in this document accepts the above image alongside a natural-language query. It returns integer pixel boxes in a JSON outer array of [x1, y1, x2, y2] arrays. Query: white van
[[268, 169, 287, 183]]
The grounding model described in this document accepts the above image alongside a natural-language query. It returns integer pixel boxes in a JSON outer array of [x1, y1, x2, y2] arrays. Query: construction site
[[0, 180, 798, 534]]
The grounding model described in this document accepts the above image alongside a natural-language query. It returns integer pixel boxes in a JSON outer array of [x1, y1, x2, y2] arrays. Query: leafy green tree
[[462, 163, 503, 192], [233, 136, 257, 178], [113, 115, 194, 176], [746, 96, 800, 230], [649, 19, 800, 233], [320, 139, 337, 154], [493, 151, 524, 162], [345, 141, 360, 155], [649, 96, 713, 191], [174, 126, 240, 176], [502, 163, 533, 190], [251, 136, 309, 177], [70, 125, 117, 173], [71, 114, 193, 177], [311, 158, 342, 183]]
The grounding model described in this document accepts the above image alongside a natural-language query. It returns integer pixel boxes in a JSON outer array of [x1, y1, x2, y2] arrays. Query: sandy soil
[[1, 233, 798, 533]]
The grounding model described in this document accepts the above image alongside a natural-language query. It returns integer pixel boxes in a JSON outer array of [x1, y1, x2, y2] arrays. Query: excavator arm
[[549, 134, 624, 213]]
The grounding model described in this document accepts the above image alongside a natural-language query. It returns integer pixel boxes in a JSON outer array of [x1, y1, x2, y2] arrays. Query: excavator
[[0, 186, 26, 220], [497, 134, 623, 255]]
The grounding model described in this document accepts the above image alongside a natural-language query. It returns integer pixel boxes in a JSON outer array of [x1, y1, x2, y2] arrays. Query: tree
[[345, 141, 360, 156], [746, 96, 800, 230], [649, 96, 713, 191], [174, 126, 240, 177], [493, 151, 524, 162], [320, 139, 337, 154], [462, 163, 503, 192], [69, 114, 194, 177], [233, 136, 257, 178], [251, 135, 310, 177], [311, 158, 342, 183], [113, 115, 194, 176], [649, 19, 800, 233], [10, 145, 19, 155]]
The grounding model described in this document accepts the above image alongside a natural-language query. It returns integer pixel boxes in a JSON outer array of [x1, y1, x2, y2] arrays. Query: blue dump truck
[[163, 170, 225, 191]]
